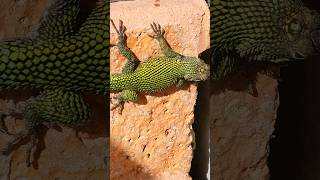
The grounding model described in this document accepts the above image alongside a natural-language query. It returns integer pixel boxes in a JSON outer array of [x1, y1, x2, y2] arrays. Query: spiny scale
[[0, 1, 108, 93], [210, 0, 320, 80], [211, 0, 287, 49], [25, 88, 90, 127], [111, 57, 185, 93]]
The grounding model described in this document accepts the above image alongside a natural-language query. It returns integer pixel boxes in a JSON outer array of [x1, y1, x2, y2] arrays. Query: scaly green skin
[[110, 21, 210, 109], [0, 0, 109, 167], [210, 0, 320, 80], [111, 57, 208, 92], [0, 2, 108, 92]]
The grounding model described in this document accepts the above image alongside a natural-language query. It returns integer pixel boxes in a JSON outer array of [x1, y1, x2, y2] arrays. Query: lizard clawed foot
[[111, 19, 127, 43], [110, 94, 124, 114], [1, 129, 39, 167], [246, 82, 258, 97], [111, 90, 137, 114], [110, 103, 124, 114], [149, 22, 165, 39], [261, 67, 282, 81]]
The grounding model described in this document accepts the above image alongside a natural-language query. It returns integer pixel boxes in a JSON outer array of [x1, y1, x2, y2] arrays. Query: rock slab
[[110, 0, 209, 179], [210, 74, 279, 180]]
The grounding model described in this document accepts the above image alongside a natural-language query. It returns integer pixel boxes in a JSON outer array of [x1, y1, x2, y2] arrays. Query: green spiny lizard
[[209, 0, 320, 80], [0, 0, 108, 167], [110, 20, 210, 111]]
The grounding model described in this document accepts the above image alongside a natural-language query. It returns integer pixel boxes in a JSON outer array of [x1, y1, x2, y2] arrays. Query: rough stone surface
[[110, 0, 209, 179], [0, 0, 47, 40], [0, 0, 108, 179], [210, 74, 279, 180]]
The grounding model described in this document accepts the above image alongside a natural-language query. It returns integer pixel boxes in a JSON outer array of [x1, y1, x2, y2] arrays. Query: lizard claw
[[1, 130, 29, 157], [25, 133, 38, 167], [111, 19, 127, 43], [1, 129, 39, 167], [110, 94, 124, 114], [149, 22, 165, 39], [262, 66, 282, 81]]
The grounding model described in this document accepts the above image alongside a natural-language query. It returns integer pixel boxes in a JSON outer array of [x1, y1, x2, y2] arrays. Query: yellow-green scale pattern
[[0, 0, 109, 129], [25, 88, 90, 127], [211, 0, 289, 54], [111, 57, 186, 93], [0, 1, 108, 93]]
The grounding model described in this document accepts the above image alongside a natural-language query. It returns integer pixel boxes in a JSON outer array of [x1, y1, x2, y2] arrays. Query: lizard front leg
[[150, 22, 183, 58], [111, 19, 139, 74], [110, 20, 140, 112]]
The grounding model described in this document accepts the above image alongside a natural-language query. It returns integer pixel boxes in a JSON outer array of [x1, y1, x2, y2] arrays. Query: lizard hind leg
[[110, 90, 138, 114], [1, 88, 91, 167], [1, 102, 41, 167]]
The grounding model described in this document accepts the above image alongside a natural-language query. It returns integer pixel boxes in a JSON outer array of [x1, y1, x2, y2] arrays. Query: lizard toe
[[0, 113, 10, 135]]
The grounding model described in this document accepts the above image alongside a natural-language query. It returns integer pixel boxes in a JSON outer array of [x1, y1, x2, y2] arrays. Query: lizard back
[[111, 57, 185, 93], [0, 0, 108, 93], [111, 56, 209, 93], [210, 0, 320, 79]]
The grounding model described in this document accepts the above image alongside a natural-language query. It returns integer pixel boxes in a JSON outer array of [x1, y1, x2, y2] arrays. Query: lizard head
[[181, 57, 210, 82], [284, 3, 320, 59]]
